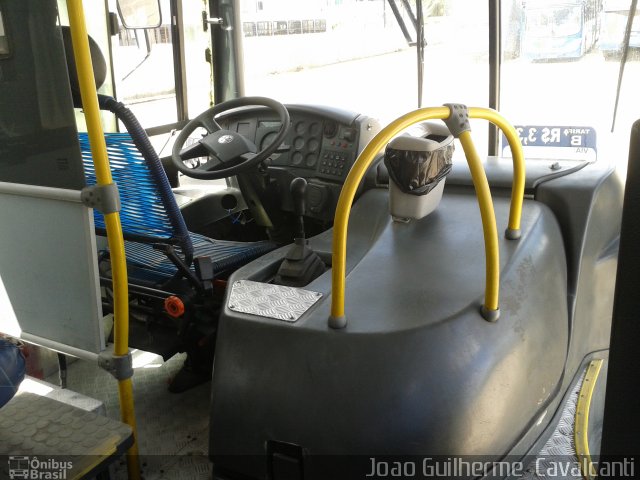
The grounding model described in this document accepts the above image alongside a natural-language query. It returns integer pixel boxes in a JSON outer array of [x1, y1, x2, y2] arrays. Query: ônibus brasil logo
[[8, 456, 72, 479]]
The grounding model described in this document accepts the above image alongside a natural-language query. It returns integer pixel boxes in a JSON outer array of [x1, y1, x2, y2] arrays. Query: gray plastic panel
[[445, 155, 589, 192], [0, 0, 87, 190], [210, 190, 570, 478], [0, 183, 104, 355]]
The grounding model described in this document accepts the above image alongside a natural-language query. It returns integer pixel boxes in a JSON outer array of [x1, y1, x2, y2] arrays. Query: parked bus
[[521, 0, 602, 60]]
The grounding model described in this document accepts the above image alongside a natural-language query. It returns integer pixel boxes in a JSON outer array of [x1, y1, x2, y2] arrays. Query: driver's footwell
[[45, 352, 211, 480]]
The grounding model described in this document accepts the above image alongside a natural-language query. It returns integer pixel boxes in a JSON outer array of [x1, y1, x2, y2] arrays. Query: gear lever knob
[[291, 177, 307, 239], [291, 177, 307, 216]]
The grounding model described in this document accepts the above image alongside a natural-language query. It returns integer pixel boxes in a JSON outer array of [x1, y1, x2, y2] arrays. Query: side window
[[109, 0, 178, 126], [106, 0, 212, 129], [58, 0, 212, 134]]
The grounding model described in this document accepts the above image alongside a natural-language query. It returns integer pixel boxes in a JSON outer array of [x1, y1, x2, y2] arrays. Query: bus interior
[[1, 0, 639, 479]]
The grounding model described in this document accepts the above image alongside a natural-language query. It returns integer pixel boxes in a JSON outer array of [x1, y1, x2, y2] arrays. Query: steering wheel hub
[[171, 96, 291, 180]]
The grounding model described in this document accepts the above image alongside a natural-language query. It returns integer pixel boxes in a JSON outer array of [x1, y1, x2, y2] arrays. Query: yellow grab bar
[[469, 107, 525, 240], [328, 105, 525, 329], [458, 130, 500, 315], [67, 1, 141, 478]]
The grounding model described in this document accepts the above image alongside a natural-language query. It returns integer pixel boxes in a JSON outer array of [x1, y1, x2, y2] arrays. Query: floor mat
[[46, 351, 211, 479]]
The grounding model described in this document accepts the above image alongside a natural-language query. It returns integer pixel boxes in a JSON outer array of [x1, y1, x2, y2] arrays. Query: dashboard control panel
[[217, 104, 380, 220], [220, 105, 377, 181]]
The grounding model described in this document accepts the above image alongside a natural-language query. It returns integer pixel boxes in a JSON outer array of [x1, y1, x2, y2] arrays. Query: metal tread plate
[[517, 367, 587, 480], [227, 280, 323, 322]]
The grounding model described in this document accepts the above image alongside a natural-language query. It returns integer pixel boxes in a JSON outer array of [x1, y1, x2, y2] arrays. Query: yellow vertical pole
[[66, 1, 140, 478], [458, 131, 500, 313]]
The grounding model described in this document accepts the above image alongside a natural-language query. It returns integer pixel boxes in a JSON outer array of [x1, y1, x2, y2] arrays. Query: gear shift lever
[[291, 177, 307, 240], [275, 177, 325, 287]]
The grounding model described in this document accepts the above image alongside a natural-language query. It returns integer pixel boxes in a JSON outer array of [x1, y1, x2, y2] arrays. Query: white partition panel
[[0, 182, 104, 358]]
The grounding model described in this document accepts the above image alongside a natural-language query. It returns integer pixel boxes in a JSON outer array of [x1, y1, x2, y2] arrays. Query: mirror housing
[[116, 0, 162, 29]]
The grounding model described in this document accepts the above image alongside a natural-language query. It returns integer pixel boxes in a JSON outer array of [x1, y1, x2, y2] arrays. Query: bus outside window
[[520, 0, 602, 60]]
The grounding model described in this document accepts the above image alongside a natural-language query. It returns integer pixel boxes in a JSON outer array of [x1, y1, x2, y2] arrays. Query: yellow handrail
[[328, 106, 525, 328], [458, 131, 500, 313], [67, 1, 141, 478], [469, 107, 526, 239]]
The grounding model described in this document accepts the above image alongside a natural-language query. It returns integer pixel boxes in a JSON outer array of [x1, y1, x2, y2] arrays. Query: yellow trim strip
[[575, 359, 604, 480], [67, 1, 140, 478], [329, 106, 525, 326]]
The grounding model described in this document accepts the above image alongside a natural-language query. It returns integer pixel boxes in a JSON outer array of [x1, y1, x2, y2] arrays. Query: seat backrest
[[81, 132, 193, 257], [62, 24, 193, 259]]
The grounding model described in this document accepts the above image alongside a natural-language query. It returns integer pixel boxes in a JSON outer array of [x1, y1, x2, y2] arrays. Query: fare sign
[[502, 126, 597, 161]]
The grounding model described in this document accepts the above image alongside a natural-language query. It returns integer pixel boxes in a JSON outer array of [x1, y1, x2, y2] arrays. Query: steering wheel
[[171, 96, 290, 180]]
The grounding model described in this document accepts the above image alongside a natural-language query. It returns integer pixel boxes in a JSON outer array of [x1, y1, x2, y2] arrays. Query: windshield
[[240, 0, 639, 174], [243, 2, 487, 120], [61, 0, 640, 176]]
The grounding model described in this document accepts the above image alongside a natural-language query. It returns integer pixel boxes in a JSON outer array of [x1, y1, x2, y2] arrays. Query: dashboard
[[217, 104, 381, 220]]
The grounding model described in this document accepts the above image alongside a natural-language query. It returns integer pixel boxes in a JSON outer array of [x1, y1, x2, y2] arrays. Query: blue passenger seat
[[80, 132, 276, 286]]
